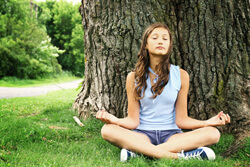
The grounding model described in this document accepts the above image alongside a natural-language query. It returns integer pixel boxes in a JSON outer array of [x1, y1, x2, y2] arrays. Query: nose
[[158, 40, 163, 45], [157, 38, 164, 44]]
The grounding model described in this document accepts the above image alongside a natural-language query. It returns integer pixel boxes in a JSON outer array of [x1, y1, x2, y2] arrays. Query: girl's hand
[[205, 111, 230, 127], [96, 110, 119, 125]]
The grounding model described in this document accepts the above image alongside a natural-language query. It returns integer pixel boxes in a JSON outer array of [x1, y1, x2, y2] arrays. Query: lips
[[156, 46, 164, 49]]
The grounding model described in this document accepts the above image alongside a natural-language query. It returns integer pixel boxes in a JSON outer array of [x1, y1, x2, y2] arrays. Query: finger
[[97, 110, 102, 116], [226, 114, 231, 123], [98, 112, 107, 123], [100, 111, 105, 119], [220, 116, 226, 125], [102, 112, 110, 122], [218, 111, 227, 120], [96, 111, 101, 118], [218, 111, 224, 118], [223, 113, 229, 122], [100, 109, 108, 113], [97, 110, 105, 117], [97, 111, 105, 120], [220, 113, 227, 121], [222, 113, 230, 123], [220, 113, 228, 122]]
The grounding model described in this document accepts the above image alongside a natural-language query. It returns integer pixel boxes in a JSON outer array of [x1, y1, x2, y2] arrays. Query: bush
[[0, 0, 65, 79], [0, 8, 64, 79]]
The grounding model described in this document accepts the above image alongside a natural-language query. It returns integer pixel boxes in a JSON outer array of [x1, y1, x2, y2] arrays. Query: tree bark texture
[[74, 0, 249, 139]]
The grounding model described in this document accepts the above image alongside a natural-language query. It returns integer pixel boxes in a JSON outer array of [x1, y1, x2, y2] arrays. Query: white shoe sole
[[120, 148, 128, 162], [199, 147, 216, 160]]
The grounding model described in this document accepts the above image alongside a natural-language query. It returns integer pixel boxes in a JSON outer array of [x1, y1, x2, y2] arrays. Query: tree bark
[[74, 0, 178, 118], [74, 0, 249, 154], [175, 0, 249, 135]]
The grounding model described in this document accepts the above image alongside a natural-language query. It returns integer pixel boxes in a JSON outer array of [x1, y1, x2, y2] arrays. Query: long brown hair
[[134, 23, 173, 99]]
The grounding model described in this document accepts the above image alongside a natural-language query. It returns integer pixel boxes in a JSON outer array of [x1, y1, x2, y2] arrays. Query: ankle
[[155, 148, 178, 159]]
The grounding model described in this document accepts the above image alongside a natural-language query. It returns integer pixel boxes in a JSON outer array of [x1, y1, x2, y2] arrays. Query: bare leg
[[101, 124, 178, 159], [101, 124, 220, 159], [156, 127, 220, 153]]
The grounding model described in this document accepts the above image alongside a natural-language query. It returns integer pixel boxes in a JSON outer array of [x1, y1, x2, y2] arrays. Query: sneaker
[[120, 148, 138, 162], [177, 147, 216, 160]]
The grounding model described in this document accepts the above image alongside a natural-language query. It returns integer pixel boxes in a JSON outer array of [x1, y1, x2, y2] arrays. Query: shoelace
[[180, 150, 204, 160]]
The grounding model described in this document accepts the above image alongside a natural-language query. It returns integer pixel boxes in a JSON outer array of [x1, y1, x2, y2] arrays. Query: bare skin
[[96, 27, 230, 159]]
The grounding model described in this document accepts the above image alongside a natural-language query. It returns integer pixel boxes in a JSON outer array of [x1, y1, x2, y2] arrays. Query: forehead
[[149, 27, 169, 36]]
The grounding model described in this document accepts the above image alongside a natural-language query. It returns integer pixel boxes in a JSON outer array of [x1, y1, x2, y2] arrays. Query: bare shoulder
[[126, 71, 136, 89], [126, 71, 136, 83], [180, 69, 189, 79], [179, 68, 189, 86]]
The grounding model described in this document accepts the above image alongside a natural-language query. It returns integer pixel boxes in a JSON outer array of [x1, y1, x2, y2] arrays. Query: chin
[[150, 51, 168, 57], [155, 52, 167, 56]]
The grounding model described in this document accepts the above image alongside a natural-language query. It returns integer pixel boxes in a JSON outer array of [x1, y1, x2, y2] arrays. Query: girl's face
[[146, 27, 170, 57]]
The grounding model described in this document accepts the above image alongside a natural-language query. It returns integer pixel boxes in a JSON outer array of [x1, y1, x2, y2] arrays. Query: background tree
[[45, 0, 85, 76], [0, 0, 63, 79], [0, 0, 84, 79], [74, 0, 249, 156]]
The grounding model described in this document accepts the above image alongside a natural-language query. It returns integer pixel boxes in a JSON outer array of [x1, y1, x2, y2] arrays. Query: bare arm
[[96, 72, 140, 129], [175, 69, 230, 129]]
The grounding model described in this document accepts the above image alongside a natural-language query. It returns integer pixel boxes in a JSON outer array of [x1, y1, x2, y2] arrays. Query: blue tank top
[[136, 64, 181, 130]]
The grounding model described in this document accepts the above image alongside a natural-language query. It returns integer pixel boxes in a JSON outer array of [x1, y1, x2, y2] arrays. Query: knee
[[101, 124, 114, 140], [206, 127, 221, 144]]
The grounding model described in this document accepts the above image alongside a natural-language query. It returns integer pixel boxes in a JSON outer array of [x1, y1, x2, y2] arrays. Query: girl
[[96, 23, 230, 161]]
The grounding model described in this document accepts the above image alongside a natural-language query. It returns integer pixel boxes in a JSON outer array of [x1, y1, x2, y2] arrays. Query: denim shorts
[[134, 129, 183, 145]]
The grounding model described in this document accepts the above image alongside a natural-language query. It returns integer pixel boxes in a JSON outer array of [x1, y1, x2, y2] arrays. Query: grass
[[0, 89, 249, 166], [0, 71, 82, 87]]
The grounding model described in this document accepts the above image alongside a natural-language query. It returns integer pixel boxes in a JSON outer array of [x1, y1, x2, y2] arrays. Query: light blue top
[[136, 64, 181, 130]]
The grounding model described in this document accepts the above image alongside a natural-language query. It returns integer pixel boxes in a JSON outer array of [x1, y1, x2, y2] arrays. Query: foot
[[177, 147, 216, 160], [120, 148, 138, 162]]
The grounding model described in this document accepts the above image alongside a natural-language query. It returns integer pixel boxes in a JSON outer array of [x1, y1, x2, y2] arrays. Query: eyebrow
[[151, 33, 169, 36]]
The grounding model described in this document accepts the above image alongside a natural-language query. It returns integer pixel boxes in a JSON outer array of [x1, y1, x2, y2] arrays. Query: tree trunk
[[74, 0, 249, 155], [74, 0, 178, 118]]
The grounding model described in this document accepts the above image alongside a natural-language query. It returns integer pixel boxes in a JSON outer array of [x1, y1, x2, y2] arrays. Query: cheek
[[146, 42, 153, 50], [165, 40, 170, 45], [165, 41, 171, 49]]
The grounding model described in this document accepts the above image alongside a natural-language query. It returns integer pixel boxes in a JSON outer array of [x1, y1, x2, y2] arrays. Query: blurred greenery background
[[0, 0, 84, 79]]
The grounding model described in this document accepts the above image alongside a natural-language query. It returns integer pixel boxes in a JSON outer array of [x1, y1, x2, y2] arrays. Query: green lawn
[[0, 72, 82, 87], [0, 89, 249, 166]]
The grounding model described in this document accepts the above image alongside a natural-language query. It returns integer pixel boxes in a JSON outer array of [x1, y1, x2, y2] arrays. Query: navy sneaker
[[120, 148, 138, 162], [177, 147, 216, 160]]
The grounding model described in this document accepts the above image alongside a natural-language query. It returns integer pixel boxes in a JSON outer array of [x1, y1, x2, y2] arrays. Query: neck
[[149, 54, 162, 72]]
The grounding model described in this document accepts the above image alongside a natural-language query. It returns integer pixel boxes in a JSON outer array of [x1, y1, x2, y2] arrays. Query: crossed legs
[[101, 124, 220, 159]]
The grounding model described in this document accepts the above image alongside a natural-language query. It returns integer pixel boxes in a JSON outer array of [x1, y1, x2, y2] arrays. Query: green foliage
[[0, 89, 249, 166], [36, 2, 52, 27], [0, 0, 64, 79], [0, 0, 84, 79], [67, 24, 85, 76], [44, 0, 85, 76]]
